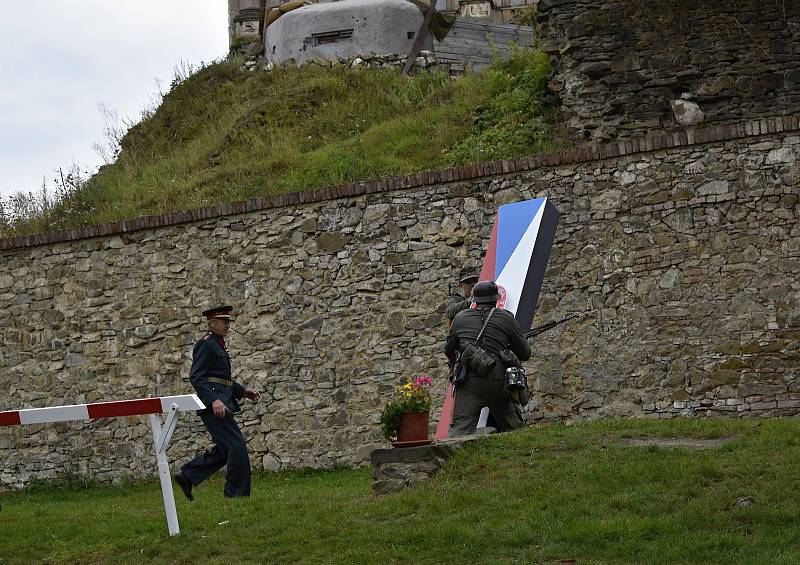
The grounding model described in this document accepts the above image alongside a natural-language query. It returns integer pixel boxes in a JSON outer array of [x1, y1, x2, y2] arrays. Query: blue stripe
[[495, 198, 544, 276]]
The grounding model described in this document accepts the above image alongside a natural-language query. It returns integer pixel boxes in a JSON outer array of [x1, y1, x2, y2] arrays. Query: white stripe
[[495, 200, 546, 315], [12, 395, 204, 425], [159, 394, 205, 412], [18, 404, 89, 425]]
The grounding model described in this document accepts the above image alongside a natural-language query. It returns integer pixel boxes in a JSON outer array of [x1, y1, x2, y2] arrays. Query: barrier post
[[0, 394, 204, 537], [150, 403, 181, 536]]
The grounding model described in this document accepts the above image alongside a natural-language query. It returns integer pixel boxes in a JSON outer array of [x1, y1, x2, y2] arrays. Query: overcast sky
[[0, 1, 229, 199]]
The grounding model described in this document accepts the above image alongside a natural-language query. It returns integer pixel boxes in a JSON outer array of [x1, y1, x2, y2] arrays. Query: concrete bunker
[[265, 0, 433, 66]]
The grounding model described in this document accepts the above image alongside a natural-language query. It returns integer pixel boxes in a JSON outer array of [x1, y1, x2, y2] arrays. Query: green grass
[[2, 418, 799, 564], [3, 49, 561, 237]]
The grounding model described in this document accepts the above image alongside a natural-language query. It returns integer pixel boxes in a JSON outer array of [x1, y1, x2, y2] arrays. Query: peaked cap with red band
[[202, 305, 238, 320]]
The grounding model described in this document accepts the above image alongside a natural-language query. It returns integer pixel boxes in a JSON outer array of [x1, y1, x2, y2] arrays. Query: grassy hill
[[2, 418, 799, 564], [1, 50, 560, 237]]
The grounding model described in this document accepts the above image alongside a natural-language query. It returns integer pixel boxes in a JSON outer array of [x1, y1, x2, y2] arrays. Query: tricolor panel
[[479, 197, 559, 330]]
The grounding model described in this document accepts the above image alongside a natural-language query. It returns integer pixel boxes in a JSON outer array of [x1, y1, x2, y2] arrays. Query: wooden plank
[[434, 49, 495, 59], [452, 20, 534, 33], [445, 28, 533, 41], [436, 45, 502, 56], [450, 25, 534, 38], [440, 34, 534, 48], [437, 43, 511, 53], [441, 37, 519, 49], [437, 56, 494, 65], [440, 36, 519, 47], [448, 20, 534, 32], [402, 0, 438, 76], [436, 51, 498, 61], [432, 19, 535, 68], [449, 24, 534, 37], [436, 53, 494, 62]]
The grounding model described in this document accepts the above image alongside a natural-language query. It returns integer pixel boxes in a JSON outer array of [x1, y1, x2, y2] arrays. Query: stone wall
[[2, 115, 799, 488], [538, 0, 800, 141]]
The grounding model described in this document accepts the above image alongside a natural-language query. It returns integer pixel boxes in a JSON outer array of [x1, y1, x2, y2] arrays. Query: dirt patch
[[617, 436, 735, 449]]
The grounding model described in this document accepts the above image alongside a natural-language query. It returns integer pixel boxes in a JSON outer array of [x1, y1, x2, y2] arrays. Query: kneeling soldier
[[174, 305, 260, 500], [445, 281, 531, 437]]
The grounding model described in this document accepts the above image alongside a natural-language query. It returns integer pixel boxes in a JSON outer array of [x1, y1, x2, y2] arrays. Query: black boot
[[173, 472, 194, 501]]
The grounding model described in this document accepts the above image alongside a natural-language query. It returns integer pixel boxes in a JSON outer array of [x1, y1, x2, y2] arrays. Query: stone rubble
[[237, 50, 460, 76]]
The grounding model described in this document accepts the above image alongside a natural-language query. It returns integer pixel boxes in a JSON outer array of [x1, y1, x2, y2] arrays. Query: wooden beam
[[402, 1, 438, 77]]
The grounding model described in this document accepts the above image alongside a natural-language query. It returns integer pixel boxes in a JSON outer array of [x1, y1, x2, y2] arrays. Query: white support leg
[[157, 403, 180, 454], [477, 407, 490, 429], [149, 407, 180, 536]]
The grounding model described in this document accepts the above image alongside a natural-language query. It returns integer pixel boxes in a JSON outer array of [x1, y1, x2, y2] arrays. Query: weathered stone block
[[671, 99, 705, 127], [316, 232, 348, 253]]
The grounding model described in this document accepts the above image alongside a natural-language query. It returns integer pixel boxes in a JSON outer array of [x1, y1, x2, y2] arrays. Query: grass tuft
[[2, 50, 562, 237]]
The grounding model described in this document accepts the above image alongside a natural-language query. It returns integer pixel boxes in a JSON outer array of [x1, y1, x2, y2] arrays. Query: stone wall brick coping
[[2, 113, 798, 252]]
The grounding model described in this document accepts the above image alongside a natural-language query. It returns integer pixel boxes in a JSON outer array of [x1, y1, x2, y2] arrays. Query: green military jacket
[[446, 294, 471, 322], [445, 306, 531, 380]]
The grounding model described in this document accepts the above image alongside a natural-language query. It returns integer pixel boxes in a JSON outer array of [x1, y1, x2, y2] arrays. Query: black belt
[[206, 377, 233, 387]]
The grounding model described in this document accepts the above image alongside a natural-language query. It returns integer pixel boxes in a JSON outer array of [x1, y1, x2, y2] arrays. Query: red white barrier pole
[[0, 394, 205, 536]]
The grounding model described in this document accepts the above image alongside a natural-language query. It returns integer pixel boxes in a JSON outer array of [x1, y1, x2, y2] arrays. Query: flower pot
[[396, 411, 429, 443]]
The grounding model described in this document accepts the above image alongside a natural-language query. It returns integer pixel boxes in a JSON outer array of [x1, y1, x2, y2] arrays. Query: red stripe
[[0, 411, 21, 426], [480, 216, 499, 282], [87, 398, 163, 419], [435, 382, 455, 440]]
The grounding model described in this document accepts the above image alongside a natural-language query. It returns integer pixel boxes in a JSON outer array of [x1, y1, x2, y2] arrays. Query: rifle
[[523, 313, 580, 339]]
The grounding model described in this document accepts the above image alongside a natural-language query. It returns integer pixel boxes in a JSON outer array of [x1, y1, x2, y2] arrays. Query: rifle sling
[[475, 308, 495, 344]]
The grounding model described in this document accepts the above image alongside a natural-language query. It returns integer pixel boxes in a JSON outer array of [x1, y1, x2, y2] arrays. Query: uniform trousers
[[449, 376, 523, 437], [180, 411, 251, 497]]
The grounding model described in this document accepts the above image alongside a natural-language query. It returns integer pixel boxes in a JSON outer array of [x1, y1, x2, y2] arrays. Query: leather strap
[[206, 377, 232, 387], [476, 308, 496, 344]]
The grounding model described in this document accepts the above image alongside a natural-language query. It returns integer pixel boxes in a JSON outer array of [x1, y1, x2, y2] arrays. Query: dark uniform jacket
[[190, 332, 246, 414], [446, 294, 471, 322], [445, 306, 531, 380]]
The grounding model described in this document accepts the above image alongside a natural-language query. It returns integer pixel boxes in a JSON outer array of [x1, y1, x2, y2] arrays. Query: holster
[[450, 351, 468, 386]]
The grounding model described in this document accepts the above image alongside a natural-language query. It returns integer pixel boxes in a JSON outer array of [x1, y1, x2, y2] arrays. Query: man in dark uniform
[[173, 305, 261, 500], [445, 281, 531, 437], [446, 268, 479, 322]]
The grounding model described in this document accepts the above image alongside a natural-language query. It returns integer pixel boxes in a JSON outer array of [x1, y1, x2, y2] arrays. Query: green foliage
[[3, 51, 562, 237], [379, 376, 432, 440], [450, 48, 557, 163], [379, 402, 406, 441], [0, 165, 92, 238], [515, 4, 540, 31], [231, 36, 260, 48]]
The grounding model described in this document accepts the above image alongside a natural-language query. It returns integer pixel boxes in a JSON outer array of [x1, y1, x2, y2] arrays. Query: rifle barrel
[[524, 314, 579, 338]]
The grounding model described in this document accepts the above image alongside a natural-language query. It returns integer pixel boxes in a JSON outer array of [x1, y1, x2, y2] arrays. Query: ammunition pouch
[[499, 349, 522, 369], [462, 342, 496, 378]]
